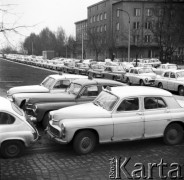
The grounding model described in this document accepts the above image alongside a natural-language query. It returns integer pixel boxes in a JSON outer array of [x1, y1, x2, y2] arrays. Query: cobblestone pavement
[[0, 59, 184, 180], [0, 139, 184, 180]]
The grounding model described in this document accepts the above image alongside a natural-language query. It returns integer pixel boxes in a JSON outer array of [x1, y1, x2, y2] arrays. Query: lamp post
[[117, 8, 131, 62], [82, 32, 84, 61]]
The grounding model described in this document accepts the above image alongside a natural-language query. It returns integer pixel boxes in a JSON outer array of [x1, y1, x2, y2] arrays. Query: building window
[[117, 9, 120, 17], [97, 14, 99, 21], [93, 16, 96, 22], [97, 26, 100, 32], [133, 22, 140, 29], [104, 12, 107, 19], [158, 8, 164, 16], [133, 35, 140, 44], [146, 8, 153, 16], [90, 17, 93, 23], [145, 35, 151, 43], [145, 22, 152, 29], [100, 13, 103, 21], [104, 24, 106, 31], [116, 23, 120, 31], [100, 26, 103, 32], [134, 8, 141, 16]]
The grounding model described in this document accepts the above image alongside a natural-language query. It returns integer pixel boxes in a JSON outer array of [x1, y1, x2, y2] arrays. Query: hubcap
[[179, 88, 184, 95], [81, 137, 92, 151], [6, 145, 19, 156], [168, 129, 178, 141]]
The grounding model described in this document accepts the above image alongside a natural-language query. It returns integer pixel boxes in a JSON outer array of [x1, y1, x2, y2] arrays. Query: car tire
[[1, 140, 24, 158], [158, 83, 163, 89], [140, 80, 144, 86], [163, 123, 184, 145], [73, 130, 97, 155], [178, 86, 184, 96], [42, 112, 50, 129]]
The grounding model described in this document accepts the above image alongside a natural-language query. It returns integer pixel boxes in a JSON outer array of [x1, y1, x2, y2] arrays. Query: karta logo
[[109, 157, 184, 179]]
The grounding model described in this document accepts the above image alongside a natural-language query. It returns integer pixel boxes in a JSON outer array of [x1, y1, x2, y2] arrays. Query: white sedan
[[124, 67, 157, 85], [46, 86, 184, 155]]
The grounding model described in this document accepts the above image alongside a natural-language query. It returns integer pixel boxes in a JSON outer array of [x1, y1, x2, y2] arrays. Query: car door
[[161, 72, 170, 89], [75, 85, 100, 104], [112, 97, 144, 141], [167, 72, 177, 91], [143, 97, 171, 138]]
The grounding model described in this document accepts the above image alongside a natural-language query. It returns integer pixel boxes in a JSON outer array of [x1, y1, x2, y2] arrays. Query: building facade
[[75, 0, 184, 62]]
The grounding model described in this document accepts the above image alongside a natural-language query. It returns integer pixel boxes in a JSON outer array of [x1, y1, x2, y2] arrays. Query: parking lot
[[0, 58, 184, 180]]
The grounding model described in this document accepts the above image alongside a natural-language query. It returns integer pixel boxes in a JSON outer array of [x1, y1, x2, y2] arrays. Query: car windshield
[[111, 66, 124, 71], [176, 71, 184, 78], [168, 65, 177, 69], [93, 91, 118, 111], [41, 77, 55, 89], [11, 102, 23, 116], [138, 68, 153, 74], [67, 83, 82, 95]]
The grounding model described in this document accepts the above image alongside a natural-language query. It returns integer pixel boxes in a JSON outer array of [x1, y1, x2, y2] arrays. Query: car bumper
[[46, 128, 68, 144]]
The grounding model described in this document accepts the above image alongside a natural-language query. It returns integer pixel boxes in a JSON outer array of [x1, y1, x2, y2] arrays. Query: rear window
[[0, 112, 15, 124]]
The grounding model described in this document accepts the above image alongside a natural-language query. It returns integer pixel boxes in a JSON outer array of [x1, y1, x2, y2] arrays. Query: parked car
[[102, 66, 126, 81], [46, 86, 184, 155], [74, 63, 89, 75], [120, 62, 134, 72], [149, 58, 161, 68], [155, 69, 184, 96], [25, 78, 126, 128], [9, 74, 87, 109], [153, 63, 178, 75], [62, 62, 76, 73], [88, 64, 105, 78], [0, 97, 39, 158], [124, 67, 157, 86]]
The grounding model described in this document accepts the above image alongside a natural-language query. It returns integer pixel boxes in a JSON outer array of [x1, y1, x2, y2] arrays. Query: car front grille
[[48, 124, 60, 137]]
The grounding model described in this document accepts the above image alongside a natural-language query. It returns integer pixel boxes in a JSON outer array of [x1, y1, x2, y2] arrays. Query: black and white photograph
[[0, 0, 184, 179]]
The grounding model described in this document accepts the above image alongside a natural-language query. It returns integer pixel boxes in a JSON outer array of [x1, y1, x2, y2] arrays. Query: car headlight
[[61, 123, 66, 138]]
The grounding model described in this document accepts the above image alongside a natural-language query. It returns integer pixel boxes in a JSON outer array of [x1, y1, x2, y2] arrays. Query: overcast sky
[[0, 0, 100, 49]]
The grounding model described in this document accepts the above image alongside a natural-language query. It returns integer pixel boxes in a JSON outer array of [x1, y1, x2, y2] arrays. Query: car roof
[[110, 86, 172, 98], [48, 74, 87, 80], [0, 97, 12, 111], [72, 78, 126, 86]]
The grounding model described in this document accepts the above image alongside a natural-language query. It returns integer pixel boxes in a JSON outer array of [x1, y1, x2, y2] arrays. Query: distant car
[[153, 63, 178, 75], [155, 69, 184, 96], [74, 63, 89, 75], [9, 74, 87, 109], [88, 64, 105, 78], [102, 66, 126, 81], [149, 58, 161, 68], [0, 97, 39, 158], [62, 62, 76, 73], [120, 62, 134, 72], [25, 78, 126, 128], [46, 86, 184, 155], [124, 67, 157, 86]]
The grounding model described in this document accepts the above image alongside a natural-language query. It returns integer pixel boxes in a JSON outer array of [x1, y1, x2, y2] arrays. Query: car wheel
[[1, 141, 24, 158], [158, 83, 163, 89], [140, 80, 144, 86], [73, 130, 97, 155], [178, 86, 184, 96], [126, 78, 131, 85], [42, 112, 50, 129], [164, 123, 184, 145]]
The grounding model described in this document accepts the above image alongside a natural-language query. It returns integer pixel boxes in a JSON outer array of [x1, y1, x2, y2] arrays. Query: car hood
[[14, 92, 76, 104], [8, 85, 49, 96], [50, 103, 111, 121]]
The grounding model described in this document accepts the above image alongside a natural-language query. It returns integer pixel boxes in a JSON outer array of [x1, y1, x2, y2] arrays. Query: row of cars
[[1, 71, 184, 158]]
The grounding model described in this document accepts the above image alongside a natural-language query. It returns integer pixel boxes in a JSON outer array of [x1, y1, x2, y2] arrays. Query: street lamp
[[117, 8, 131, 62]]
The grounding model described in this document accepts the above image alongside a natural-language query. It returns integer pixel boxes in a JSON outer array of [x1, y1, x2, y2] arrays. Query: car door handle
[[137, 112, 143, 115]]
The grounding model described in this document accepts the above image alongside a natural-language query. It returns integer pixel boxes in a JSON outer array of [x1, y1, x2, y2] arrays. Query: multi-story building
[[75, 19, 88, 59], [75, 0, 184, 62]]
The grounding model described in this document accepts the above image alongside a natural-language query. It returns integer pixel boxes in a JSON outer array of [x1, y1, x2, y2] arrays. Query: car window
[[117, 97, 139, 111], [144, 97, 167, 109], [81, 86, 99, 97], [0, 112, 15, 125], [130, 69, 134, 73], [53, 80, 70, 89], [170, 73, 175, 78], [164, 72, 170, 77]]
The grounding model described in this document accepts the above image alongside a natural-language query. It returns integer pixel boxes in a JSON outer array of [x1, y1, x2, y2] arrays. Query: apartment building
[[75, 0, 184, 61]]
